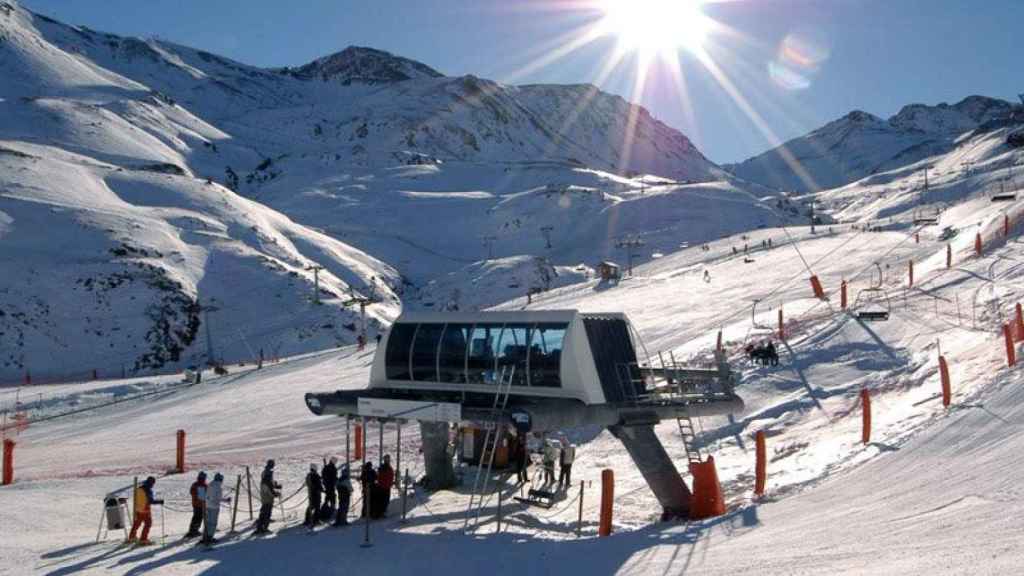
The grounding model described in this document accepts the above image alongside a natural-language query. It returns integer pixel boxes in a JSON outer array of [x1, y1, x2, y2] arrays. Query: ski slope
[[2, 190, 1022, 574]]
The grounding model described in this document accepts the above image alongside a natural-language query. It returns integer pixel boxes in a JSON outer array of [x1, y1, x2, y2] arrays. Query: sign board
[[357, 398, 461, 423]]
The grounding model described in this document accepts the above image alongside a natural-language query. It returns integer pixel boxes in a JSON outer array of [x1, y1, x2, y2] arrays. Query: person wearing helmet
[[200, 473, 228, 545], [376, 454, 395, 518], [321, 456, 338, 520], [304, 463, 323, 528], [128, 476, 163, 545], [185, 471, 208, 538], [255, 459, 281, 534], [333, 465, 353, 527]]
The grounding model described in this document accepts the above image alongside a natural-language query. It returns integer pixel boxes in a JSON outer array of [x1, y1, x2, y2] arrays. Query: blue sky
[[22, 0, 1023, 164]]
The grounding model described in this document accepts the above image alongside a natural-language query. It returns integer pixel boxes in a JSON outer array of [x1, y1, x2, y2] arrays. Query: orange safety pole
[[809, 275, 825, 300], [975, 233, 982, 256], [860, 389, 871, 445], [946, 244, 952, 269], [1005, 214, 1010, 238], [715, 330, 723, 355], [3, 439, 15, 485], [354, 423, 364, 461], [840, 280, 848, 310], [915, 232, 919, 244], [1004, 324, 1017, 367], [598, 468, 614, 537], [689, 456, 726, 519], [908, 260, 914, 288], [938, 355, 951, 408], [754, 431, 767, 497], [175, 430, 186, 473], [1015, 303, 1024, 342], [778, 306, 785, 341]]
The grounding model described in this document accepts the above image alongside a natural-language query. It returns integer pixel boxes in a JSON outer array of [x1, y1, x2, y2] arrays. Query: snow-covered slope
[[728, 96, 1018, 193]]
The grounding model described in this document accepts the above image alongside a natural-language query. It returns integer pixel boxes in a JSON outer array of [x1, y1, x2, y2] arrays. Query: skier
[[127, 476, 163, 545], [333, 465, 353, 527], [766, 341, 779, 367], [542, 441, 557, 486], [201, 473, 228, 545], [375, 333, 382, 345], [255, 459, 281, 534], [304, 464, 323, 528], [359, 462, 377, 518], [558, 440, 576, 491], [376, 455, 395, 518], [514, 435, 529, 484], [185, 471, 207, 538], [321, 456, 338, 520], [703, 270, 711, 283]]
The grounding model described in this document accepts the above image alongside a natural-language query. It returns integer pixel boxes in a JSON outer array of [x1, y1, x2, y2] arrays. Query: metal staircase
[[675, 406, 704, 466], [462, 366, 514, 532]]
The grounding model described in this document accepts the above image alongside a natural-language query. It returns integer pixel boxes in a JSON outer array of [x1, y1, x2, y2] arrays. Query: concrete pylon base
[[609, 424, 691, 518], [420, 421, 456, 490]]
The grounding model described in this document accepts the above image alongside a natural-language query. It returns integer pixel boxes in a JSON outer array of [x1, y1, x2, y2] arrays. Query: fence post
[[245, 466, 254, 520], [778, 306, 785, 341], [1005, 214, 1010, 238], [754, 430, 766, 497], [2, 439, 14, 485], [938, 355, 951, 408], [946, 244, 952, 269], [598, 469, 614, 537], [1015, 303, 1024, 342], [861, 389, 871, 445], [716, 330, 723, 355], [576, 480, 585, 537], [1004, 324, 1017, 367], [840, 280, 848, 310], [132, 476, 138, 525], [175, 430, 186, 474], [908, 260, 914, 289], [230, 474, 242, 532]]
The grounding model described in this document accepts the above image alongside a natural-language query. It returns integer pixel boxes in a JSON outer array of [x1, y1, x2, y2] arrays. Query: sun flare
[[598, 0, 711, 59]]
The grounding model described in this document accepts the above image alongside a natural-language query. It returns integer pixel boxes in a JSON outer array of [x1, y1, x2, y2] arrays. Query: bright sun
[[599, 0, 710, 59]]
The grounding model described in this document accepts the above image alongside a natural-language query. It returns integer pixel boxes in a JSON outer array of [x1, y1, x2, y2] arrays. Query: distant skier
[[376, 455, 396, 518], [321, 457, 338, 520], [703, 270, 711, 283], [185, 471, 207, 538], [333, 465, 353, 527], [128, 476, 163, 545], [201, 473, 228, 545], [255, 459, 281, 534], [304, 464, 323, 528], [375, 333, 382, 345], [558, 440, 576, 491]]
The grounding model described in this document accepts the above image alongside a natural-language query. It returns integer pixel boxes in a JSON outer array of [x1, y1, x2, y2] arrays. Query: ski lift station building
[[305, 309, 744, 518]]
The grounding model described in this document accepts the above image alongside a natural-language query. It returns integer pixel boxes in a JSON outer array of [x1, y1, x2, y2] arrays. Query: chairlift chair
[[991, 180, 1017, 202], [912, 207, 940, 225], [853, 263, 891, 322], [743, 299, 776, 346]]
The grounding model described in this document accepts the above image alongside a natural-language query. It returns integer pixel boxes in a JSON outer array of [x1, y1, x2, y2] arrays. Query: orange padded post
[[175, 429, 186, 473], [754, 431, 767, 498], [715, 330, 723, 355], [778, 306, 784, 341], [908, 260, 914, 288], [689, 456, 726, 519], [915, 232, 919, 244], [975, 233, 982, 256], [946, 244, 952, 269], [1004, 324, 1017, 367], [840, 280, 848, 310], [599, 468, 614, 537], [861, 389, 871, 445], [809, 275, 825, 300], [2, 439, 14, 485], [938, 355, 951, 408], [354, 423, 364, 461]]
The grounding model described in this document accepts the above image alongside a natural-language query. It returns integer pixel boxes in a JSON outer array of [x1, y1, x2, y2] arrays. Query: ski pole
[[161, 504, 166, 544]]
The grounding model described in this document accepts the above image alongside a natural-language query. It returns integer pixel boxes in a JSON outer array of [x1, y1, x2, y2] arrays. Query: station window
[[467, 324, 501, 384], [410, 323, 445, 381], [385, 323, 417, 380], [528, 324, 565, 387], [496, 324, 530, 386], [438, 323, 472, 383]]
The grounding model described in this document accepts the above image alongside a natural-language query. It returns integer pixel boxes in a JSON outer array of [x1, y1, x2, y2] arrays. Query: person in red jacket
[[185, 471, 207, 538], [375, 454, 395, 518]]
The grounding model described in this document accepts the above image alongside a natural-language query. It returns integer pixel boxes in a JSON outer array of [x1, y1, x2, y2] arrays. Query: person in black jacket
[[304, 464, 323, 528], [359, 462, 376, 518], [321, 457, 338, 519]]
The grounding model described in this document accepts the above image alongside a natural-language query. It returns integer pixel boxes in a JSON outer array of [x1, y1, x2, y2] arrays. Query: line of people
[[513, 436, 575, 492], [745, 340, 780, 366]]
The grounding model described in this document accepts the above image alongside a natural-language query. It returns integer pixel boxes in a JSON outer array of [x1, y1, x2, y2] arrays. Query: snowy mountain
[[727, 96, 1018, 193], [0, 1, 779, 380]]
